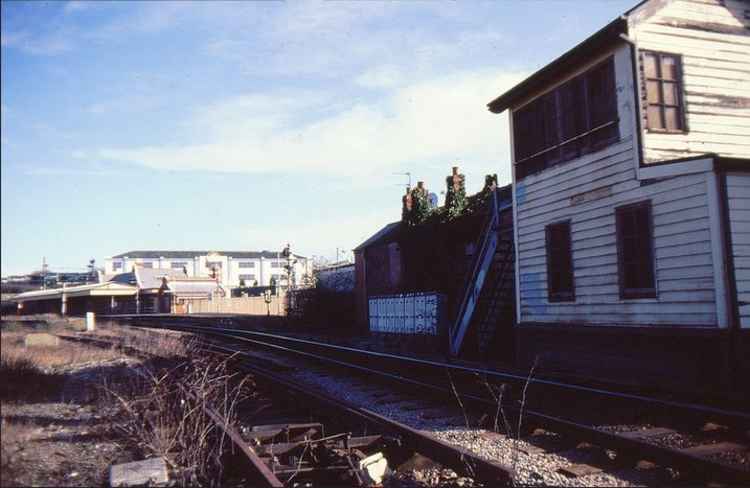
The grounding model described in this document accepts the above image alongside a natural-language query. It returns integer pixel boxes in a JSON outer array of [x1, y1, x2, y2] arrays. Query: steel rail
[[179, 385, 285, 488], [121, 317, 750, 425], [198, 341, 516, 485], [133, 322, 750, 484]]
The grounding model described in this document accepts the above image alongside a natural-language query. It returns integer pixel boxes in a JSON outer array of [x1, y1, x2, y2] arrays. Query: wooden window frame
[[545, 220, 576, 302], [615, 200, 657, 300], [641, 50, 687, 134], [513, 56, 620, 180]]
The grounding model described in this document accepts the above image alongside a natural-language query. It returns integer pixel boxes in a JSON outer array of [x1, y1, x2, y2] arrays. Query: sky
[[1, 0, 635, 276]]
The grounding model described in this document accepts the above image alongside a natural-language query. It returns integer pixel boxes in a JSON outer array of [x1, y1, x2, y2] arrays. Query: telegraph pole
[[42, 256, 48, 290]]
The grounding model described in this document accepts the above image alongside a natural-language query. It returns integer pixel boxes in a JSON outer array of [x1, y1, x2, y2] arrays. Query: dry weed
[[104, 350, 254, 486]]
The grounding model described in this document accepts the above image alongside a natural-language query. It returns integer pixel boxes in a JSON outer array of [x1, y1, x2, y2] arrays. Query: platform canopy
[[14, 281, 138, 302]]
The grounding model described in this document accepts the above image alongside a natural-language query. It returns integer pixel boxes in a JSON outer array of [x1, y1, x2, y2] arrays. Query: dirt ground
[[1, 315, 142, 487]]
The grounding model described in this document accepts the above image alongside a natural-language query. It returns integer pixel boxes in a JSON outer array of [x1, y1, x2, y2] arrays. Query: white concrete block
[[85, 312, 96, 332], [109, 457, 168, 487], [24, 333, 59, 347]]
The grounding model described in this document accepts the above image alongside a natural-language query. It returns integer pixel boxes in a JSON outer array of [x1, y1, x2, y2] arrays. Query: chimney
[[402, 185, 413, 221]]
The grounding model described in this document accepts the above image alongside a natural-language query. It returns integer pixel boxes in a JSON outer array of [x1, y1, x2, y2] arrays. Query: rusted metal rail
[[181, 386, 286, 488]]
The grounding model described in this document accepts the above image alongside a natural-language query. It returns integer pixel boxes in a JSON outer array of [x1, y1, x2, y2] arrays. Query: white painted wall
[[510, 43, 720, 326], [727, 172, 750, 328], [630, 0, 750, 162], [104, 254, 312, 289]]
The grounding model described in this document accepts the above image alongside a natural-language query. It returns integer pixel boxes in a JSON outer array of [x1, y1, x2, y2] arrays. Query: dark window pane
[[662, 55, 678, 80], [665, 107, 681, 131], [616, 202, 656, 299], [546, 222, 575, 301], [643, 53, 658, 78], [646, 80, 662, 104], [647, 106, 663, 129], [516, 57, 619, 180], [663, 81, 678, 105]]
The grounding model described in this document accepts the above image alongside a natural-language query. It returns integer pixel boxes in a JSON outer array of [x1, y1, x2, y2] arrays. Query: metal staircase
[[449, 190, 515, 356]]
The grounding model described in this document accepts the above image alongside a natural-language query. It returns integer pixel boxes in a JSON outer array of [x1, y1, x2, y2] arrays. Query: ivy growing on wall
[[444, 167, 467, 220], [401, 170, 499, 227]]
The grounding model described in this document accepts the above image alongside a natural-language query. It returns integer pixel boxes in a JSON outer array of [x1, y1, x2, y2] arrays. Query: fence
[[188, 295, 286, 315], [368, 292, 447, 336]]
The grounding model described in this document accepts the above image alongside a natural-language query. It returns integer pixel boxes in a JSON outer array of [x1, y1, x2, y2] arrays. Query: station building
[[104, 250, 312, 290]]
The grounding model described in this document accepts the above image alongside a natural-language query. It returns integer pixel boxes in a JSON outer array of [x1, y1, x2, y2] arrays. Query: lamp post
[[263, 289, 272, 316]]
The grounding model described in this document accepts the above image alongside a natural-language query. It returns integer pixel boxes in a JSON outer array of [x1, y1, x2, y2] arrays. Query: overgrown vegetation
[[402, 172, 499, 227], [104, 351, 254, 486], [0, 321, 122, 400]]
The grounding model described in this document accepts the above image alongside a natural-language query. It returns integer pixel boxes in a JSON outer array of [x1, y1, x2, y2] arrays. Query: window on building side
[[641, 51, 685, 133], [270, 261, 283, 268], [206, 261, 222, 269], [171, 261, 187, 269], [545, 221, 575, 302], [616, 201, 656, 299], [513, 57, 619, 180], [238, 261, 255, 268], [239, 274, 256, 281], [112, 262, 123, 270], [141, 262, 153, 269]]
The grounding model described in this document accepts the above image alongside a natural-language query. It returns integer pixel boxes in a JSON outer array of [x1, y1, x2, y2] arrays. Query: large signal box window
[[513, 57, 619, 180]]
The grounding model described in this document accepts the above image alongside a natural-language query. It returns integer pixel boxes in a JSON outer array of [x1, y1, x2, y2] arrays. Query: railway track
[[105, 316, 750, 486], [58, 330, 513, 487]]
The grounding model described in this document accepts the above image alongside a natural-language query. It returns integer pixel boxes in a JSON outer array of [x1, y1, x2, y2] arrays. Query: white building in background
[[103, 250, 312, 289]]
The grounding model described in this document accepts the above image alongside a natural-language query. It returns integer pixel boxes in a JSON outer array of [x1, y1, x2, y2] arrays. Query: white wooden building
[[487, 0, 749, 391]]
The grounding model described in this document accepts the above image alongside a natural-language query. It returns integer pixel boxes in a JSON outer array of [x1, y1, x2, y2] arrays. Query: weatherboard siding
[[727, 172, 750, 328], [516, 155, 716, 325], [511, 39, 718, 326], [631, 0, 750, 162]]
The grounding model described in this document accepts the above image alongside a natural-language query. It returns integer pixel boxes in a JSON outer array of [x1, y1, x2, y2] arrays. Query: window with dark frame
[[641, 51, 686, 133], [616, 201, 656, 299], [545, 221, 575, 302], [513, 56, 619, 180]]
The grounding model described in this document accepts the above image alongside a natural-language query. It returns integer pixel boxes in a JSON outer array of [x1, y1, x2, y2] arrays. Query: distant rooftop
[[111, 250, 307, 259]]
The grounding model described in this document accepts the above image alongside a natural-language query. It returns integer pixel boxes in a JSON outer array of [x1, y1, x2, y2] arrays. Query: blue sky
[[1, 0, 634, 276]]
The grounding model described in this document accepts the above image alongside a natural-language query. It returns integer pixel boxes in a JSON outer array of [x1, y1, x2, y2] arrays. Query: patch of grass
[[0, 349, 63, 400], [1, 335, 122, 371], [0, 323, 124, 401]]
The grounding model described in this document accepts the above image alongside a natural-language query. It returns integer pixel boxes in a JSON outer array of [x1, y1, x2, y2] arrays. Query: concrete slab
[[109, 457, 168, 487], [24, 333, 59, 347]]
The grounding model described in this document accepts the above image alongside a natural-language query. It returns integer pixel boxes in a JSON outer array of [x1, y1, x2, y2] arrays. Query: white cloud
[[243, 210, 393, 260], [355, 66, 403, 89], [94, 68, 524, 179], [1, 29, 73, 56], [64, 1, 90, 14]]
